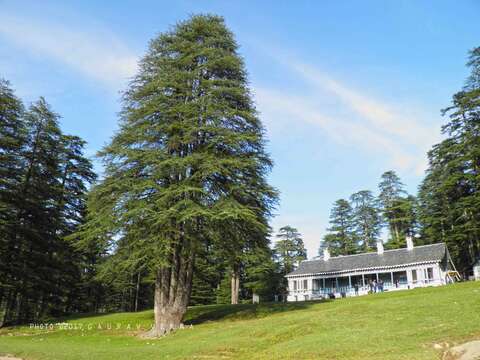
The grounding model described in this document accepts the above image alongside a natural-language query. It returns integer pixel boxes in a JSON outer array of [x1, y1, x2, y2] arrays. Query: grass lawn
[[1, 281, 480, 359]]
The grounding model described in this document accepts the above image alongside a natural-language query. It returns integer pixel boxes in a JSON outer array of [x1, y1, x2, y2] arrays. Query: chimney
[[323, 248, 330, 261], [376, 240, 384, 255], [406, 235, 414, 250]]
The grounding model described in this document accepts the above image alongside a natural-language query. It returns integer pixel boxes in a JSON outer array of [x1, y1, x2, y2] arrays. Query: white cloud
[[291, 62, 440, 149], [255, 57, 441, 175], [0, 14, 138, 89], [256, 87, 428, 174]]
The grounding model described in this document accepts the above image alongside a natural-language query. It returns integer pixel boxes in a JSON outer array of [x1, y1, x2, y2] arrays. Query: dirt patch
[[443, 341, 480, 360], [0, 356, 23, 360]]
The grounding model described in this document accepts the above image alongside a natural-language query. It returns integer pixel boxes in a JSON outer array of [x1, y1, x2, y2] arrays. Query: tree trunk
[[134, 272, 141, 312], [230, 265, 240, 305], [0, 287, 4, 319], [0, 289, 9, 327], [121, 288, 126, 312], [145, 246, 195, 337], [129, 273, 134, 312], [393, 225, 400, 244]]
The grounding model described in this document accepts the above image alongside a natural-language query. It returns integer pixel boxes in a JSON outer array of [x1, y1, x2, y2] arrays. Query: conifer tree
[[10, 98, 64, 322], [75, 15, 277, 336], [378, 171, 417, 248], [274, 226, 307, 274], [0, 88, 95, 325], [378, 171, 405, 240], [418, 46, 480, 273], [0, 80, 26, 324], [189, 240, 225, 305], [350, 190, 382, 251], [322, 199, 358, 255], [243, 247, 282, 302], [274, 226, 306, 297]]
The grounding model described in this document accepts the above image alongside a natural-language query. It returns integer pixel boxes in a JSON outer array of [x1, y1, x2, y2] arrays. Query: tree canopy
[[73, 15, 277, 336], [418, 46, 480, 272]]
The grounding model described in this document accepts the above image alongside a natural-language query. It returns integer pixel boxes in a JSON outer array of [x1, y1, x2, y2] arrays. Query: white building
[[285, 237, 457, 301], [473, 260, 480, 281]]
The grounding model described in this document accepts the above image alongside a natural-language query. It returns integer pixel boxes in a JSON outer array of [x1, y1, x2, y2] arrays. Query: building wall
[[474, 262, 480, 280], [286, 262, 445, 302]]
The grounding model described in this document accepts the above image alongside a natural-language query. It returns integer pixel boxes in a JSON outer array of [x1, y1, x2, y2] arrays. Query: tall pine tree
[[74, 15, 277, 336], [1, 92, 95, 325], [0, 80, 26, 324], [378, 171, 417, 248], [418, 46, 480, 273], [274, 225, 307, 298], [350, 190, 382, 251], [322, 199, 358, 255]]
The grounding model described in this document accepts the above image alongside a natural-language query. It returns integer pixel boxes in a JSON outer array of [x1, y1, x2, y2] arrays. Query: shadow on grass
[[184, 300, 328, 325], [1, 300, 329, 330]]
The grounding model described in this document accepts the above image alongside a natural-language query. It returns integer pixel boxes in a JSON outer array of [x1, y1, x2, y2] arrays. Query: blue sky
[[1, 0, 479, 258]]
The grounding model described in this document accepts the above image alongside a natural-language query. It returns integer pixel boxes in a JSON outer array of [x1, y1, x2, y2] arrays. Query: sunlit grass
[[1, 282, 479, 359]]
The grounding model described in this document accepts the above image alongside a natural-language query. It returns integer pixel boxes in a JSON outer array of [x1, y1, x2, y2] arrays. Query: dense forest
[[0, 85, 96, 325], [0, 15, 479, 330]]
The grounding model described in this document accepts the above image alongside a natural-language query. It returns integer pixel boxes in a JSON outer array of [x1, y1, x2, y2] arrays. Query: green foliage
[[274, 226, 307, 274], [273, 226, 306, 297], [73, 15, 278, 323], [190, 241, 225, 305], [378, 171, 417, 248], [243, 247, 282, 301], [0, 79, 25, 305], [418, 46, 480, 272], [0, 83, 95, 325], [384, 195, 418, 249], [322, 199, 358, 255], [215, 272, 231, 304], [350, 190, 382, 251], [207, 245, 282, 304]]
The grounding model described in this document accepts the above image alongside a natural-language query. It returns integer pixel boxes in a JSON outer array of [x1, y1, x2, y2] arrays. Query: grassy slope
[[1, 281, 480, 360]]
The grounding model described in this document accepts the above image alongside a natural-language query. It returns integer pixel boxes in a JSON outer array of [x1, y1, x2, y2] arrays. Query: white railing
[[288, 278, 445, 300]]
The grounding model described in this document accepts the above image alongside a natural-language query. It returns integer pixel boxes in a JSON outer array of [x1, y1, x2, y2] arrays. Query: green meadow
[[1, 281, 479, 360]]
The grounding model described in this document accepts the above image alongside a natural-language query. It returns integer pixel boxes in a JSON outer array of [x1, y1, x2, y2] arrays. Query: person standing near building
[[378, 279, 384, 292]]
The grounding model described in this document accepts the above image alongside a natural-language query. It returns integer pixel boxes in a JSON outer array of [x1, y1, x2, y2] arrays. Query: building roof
[[286, 243, 447, 277]]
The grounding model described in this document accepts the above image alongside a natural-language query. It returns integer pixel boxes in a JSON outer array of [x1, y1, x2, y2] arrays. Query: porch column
[[362, 274, 365, 287], [322, 278, 325, 292], [390, 271, 394, 285], [376, 273, 379, 281], [335, 277, 338, 290], [348, 275, 352, 288]]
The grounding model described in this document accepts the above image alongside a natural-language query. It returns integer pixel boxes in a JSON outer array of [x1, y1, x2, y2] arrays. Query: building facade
[[285, 237, 456, 302], [474, 260, 480, 281]]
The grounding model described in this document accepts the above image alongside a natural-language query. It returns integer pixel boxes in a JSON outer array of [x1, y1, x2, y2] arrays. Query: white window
[[293, 280, 297, 291], [303, 279, 308, 290], [412, 269, 417, 283]]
